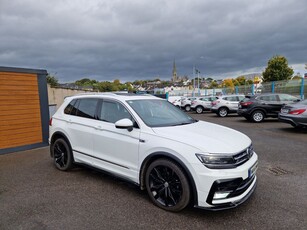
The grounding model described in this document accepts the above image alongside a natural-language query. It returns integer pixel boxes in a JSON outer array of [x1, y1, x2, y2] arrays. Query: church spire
[[172, 60, 177, 82]]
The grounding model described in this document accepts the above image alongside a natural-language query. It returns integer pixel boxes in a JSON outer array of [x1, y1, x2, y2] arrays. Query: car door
[[65, 98, 99, 165], [92, 99, 140, 182], [258, 95, 280, 115], [225, 96, 239, 111]]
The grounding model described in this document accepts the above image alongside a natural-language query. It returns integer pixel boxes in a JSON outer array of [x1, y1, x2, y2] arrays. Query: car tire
[[51, 138, 73, 171], [185, 105, 191, 112], [218, 107, 228, 117], [145, 159, 191, 212], [251, 110, 265, 123], [196, 106, 203, 114]]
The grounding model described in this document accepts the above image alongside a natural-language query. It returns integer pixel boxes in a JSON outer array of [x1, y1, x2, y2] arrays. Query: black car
[[237, 93, 300, 122]]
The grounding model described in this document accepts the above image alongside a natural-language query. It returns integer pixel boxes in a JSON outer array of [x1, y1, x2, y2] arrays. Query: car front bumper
[[191, 152, 258, 210]]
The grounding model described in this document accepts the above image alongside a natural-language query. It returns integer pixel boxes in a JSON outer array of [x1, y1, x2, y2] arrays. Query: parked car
[[191, 96, 219, 114], [49, 93, 258, 212], [171, 98, 182, 108], [181, 97, 199, 112], [278, 99, 307, 128], [211, 95, 245, 117], [238, 93, 300, 122]]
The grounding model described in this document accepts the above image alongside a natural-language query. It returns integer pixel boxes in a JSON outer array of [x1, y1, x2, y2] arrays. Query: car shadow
[[278, 126, 307, 134]]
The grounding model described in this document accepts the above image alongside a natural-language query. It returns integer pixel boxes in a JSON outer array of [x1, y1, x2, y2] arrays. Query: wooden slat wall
[[0, 72, 43, 149]]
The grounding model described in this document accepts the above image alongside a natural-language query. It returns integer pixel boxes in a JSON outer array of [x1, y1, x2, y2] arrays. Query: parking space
[[0, 112, 306, 230]]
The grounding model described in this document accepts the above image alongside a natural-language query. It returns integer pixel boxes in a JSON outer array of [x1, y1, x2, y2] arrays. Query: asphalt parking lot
[[0, 112, 306, 230]]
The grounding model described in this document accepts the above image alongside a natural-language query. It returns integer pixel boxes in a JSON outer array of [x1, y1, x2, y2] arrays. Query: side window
[[64, 99, 76, 115], [76, 98, 99, 119], [259, 95, 277, 101], [238, 96, 245, 101], [100, 101, 133, 124], [226, 96, 237, 101]]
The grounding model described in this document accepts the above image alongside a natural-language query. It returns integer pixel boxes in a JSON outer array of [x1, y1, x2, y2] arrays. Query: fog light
[[213, 192, 231, 200]]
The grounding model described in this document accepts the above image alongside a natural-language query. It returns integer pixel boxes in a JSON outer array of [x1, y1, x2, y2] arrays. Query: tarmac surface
[[0, 112, 306, 230]]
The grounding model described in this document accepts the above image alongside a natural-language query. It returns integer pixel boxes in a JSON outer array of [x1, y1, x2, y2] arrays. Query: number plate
[[248, 161, 258, 178]]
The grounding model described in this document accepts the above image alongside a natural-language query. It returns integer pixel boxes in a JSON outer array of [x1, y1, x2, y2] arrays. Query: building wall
[[47, 85, 87, 109], [0, 67, 49, 154]]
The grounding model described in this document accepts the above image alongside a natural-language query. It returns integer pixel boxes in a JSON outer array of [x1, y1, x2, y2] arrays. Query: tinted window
[[100, 101, 133, 123], [76, 98, 99, 119], [258, 95, 278, 101], [64, 99, 76, 115]]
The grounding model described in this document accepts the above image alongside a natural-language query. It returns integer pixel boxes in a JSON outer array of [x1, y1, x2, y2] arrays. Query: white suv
[[181, 97, 199, 112], [211, 95, 245, 117], [191, 96, 219, 114], [49, 93, 258, 212]]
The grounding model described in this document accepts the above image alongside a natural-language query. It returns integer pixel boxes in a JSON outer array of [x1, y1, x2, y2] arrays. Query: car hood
[[152, 121, 251, 154]]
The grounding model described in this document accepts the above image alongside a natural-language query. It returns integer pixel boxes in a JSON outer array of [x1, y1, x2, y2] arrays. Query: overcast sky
[[0, 0, 306, 83]]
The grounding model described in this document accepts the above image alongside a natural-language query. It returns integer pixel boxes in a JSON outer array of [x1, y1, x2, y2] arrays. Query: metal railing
[[165, 78, 306, 99]]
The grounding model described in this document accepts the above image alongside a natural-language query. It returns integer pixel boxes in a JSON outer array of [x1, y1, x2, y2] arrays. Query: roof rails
[[74, 92, 118, 96]]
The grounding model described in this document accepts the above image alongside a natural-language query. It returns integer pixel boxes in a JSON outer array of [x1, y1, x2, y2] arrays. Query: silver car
[[191, 96, 219, 114], [278, 99, 307, 128], [211, 95, 245, 117]]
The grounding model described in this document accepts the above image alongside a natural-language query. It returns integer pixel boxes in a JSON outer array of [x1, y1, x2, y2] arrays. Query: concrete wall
[[47, 84, 88, 109]]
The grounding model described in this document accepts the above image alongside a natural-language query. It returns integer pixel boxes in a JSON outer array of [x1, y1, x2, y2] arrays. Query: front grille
[[233, 146, 253, 166]]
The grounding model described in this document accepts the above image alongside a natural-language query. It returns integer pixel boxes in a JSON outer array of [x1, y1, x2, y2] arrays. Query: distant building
[[172, 60, 178, 82]]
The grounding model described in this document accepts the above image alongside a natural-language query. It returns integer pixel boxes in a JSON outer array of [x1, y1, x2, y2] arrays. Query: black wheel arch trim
[[250, 108, 267, 116], [139, 151, 198, 206], [50, 131, 73, 158]]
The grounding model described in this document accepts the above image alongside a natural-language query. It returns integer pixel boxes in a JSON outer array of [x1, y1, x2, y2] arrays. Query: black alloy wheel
[[145, 159, 190, 212], [52, 138, 73, 171]]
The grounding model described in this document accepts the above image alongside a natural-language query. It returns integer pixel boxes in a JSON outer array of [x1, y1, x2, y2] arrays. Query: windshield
[[127, 99, 197, 127]]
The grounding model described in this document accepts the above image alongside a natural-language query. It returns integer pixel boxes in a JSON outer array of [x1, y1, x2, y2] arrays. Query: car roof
[[65, 93, 161, 102]]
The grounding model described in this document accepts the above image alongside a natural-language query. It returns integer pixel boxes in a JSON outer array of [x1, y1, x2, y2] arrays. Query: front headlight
[[196, 145, 254, 169], [196, 154, 235, 169]]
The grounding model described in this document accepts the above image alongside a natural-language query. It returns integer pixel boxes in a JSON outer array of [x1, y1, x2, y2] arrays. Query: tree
[[221, 79, 235, 92], [262, 55, 294, 82], [46, 74, 59, 87], [209, 80, 219, 88], [235, 76, 246, 85]]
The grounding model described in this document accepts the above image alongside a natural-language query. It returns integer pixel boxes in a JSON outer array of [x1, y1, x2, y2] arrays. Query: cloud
[[0, 0, 306, 82]]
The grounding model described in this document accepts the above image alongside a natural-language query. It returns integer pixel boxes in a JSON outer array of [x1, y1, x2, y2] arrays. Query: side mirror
[[115, 118, 133, 132]]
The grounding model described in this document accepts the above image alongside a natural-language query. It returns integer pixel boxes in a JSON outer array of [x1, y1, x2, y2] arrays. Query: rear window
[[65, 98, 99, 119]]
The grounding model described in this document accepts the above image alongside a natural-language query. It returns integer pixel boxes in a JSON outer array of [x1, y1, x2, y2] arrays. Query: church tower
[[172, 60, 178, 82]]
